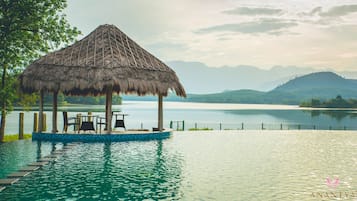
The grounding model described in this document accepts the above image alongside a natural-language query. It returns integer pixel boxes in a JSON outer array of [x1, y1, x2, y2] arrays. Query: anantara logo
[[326, 177, 339, 188], [310, 177, 357, 200]]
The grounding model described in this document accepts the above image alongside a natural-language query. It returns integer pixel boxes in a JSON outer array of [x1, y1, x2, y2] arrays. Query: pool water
[[1, 130, 357, 200]]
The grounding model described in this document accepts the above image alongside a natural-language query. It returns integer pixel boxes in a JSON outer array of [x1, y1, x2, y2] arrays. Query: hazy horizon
[[167, 61, 357, 93]]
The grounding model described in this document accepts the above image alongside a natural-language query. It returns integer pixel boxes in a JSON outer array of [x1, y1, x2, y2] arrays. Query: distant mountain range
[[123, 71, 357, 105], [166, 61, 357, 93], [182, 72, 357, 104]]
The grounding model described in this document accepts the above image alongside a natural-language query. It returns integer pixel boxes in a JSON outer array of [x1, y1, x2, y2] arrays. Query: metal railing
[[170, 121, 357, 131]]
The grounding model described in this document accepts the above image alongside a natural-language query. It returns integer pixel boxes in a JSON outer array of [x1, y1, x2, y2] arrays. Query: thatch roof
[[20, 24, 186, 97]]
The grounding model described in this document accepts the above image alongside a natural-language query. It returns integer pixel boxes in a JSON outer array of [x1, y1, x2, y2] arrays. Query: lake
[[4, 101, 357, 135]]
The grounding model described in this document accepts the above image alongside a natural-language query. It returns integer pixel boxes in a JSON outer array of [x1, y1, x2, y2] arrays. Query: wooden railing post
[[88, 111, 92, 122], [33, 113, 38, 132], [38, 90, 44, 133], [42, 113, 47, 132], [19, 112, 24, 139]]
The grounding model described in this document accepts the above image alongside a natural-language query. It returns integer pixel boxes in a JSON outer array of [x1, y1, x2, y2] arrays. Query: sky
[[65, 0, 357, 71]]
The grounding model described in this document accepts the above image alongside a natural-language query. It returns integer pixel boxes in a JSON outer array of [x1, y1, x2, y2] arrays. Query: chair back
[[115, 120, 125, 128]]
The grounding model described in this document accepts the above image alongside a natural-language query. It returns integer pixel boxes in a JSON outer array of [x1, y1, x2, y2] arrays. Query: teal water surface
[[1, 130, 357, 200]]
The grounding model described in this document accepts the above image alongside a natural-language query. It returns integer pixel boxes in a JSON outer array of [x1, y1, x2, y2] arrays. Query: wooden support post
[[38, 90, 44, 133], [105, 96, 108, 130], [19, 113, 24, 139], [42, 113, 46, 132], [88, 112, 92, 122], [158, 94, 163, 132], [76, 113, 81, 132], [52, 91, 58, 133], [33, 113, 38, 132], [106, 87, 113, 134]]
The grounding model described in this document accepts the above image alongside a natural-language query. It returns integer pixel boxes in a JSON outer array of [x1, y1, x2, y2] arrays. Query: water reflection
[[225, 109, 357, 129], [100, 142, 113, 194], [36, 141, 42, 160], [304, 110, 357, 121]]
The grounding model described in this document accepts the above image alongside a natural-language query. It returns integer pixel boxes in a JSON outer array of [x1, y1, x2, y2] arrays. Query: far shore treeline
[[299, 95, 357, 108], [14, 93, 122, 106]]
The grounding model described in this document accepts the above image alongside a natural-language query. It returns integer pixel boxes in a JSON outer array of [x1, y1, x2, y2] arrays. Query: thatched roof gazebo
[[20, 24, 186, 133]]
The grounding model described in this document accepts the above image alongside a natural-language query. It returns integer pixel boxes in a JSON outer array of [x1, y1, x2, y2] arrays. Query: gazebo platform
[[32, 130, 172, 142]]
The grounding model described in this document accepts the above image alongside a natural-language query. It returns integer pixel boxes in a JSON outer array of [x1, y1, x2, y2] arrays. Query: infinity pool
[[1, 130, 357, 200]]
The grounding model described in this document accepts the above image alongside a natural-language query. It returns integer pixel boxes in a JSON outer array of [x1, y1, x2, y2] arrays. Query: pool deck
[[0, 178, 19, 186], [32, 129, 172, 142], [7, 172, 31, 178], [19, 166, 39, 172], [29, 162, 49, 167]]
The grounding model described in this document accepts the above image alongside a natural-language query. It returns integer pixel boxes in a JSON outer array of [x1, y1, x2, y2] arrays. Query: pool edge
[[32, 130, 172, 142]]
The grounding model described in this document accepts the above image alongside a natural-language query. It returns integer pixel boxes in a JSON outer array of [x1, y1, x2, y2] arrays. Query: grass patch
[[188, 128, 213, 131], [3, 134, 32, 142]]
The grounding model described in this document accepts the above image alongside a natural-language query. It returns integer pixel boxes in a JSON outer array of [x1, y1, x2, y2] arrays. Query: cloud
[[320, 4, 357, 17], [147, 42, 187, 51], [304, 7, 322, 16], [196, 19, 298, 35], [298, 5, 357, 27], [303, 5, 357, 17], [223, 7, 283, 16]]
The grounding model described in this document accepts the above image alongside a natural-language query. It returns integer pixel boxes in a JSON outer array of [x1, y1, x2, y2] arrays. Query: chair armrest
[[68, 117, 77, 120]]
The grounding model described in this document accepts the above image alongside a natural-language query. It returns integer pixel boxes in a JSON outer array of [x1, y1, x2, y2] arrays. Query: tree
[[311, 98, 321, 107], [0, 0, 80, 141]]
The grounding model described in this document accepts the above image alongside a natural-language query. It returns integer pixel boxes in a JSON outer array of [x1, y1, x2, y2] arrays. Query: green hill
[[273, 72, 357, 99], [185, 72, 357, 105]]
